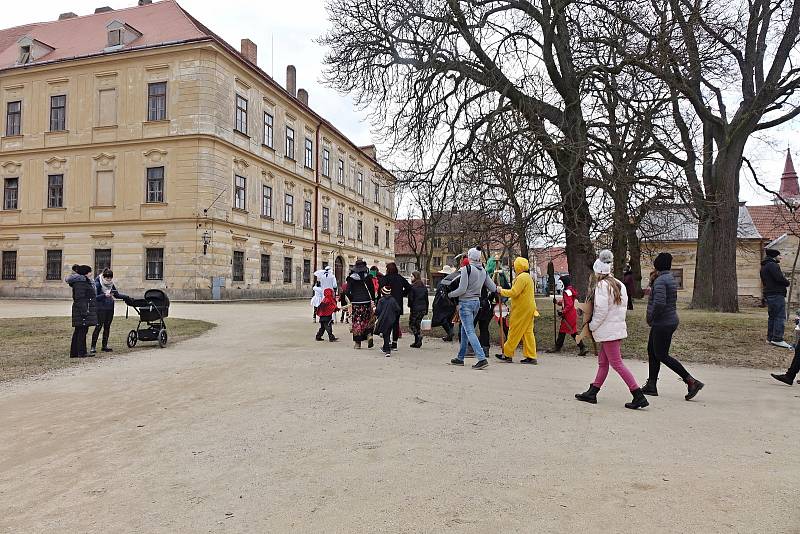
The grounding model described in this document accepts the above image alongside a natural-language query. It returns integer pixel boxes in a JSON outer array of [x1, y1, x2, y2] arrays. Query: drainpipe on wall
[[313, 121, 322, 271]]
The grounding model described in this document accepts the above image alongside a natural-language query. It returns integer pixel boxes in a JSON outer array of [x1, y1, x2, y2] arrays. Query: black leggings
[[554, 332, 585, 350], [91, 310, 114, 349], [647, 325, 690, 381]]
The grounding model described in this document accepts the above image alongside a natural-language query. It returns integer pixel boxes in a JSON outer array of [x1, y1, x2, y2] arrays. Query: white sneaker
[[770, 340, 793, 349]]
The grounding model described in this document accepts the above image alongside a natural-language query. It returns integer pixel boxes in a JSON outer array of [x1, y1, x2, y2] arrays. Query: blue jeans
[[457, 300, 486, 361], [766, 294, 786, 342]]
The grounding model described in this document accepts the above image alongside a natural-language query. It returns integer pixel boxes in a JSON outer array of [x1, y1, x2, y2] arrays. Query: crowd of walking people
[[315, 246, 718, 410]]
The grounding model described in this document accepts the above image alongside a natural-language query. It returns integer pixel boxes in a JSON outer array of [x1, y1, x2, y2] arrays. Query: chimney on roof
[[95, 6, 113, 13], [778, 148, 799, 200], [138, 0, 153, 5], [360, 145, 378, 161], [58, 12, 78, 20], [297, 88, 309, 106], [286, 65, 297, 97], [240, 39, 257, 65]]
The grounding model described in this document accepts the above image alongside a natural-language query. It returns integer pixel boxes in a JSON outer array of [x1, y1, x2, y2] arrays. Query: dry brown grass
[[0, 317, 215, 382], [411, 298, 795, 369]]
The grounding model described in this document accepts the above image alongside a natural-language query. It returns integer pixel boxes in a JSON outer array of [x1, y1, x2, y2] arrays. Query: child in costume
[[375, 285, 401, 356], [546, 275, 588, 355], [315, 288, 339, 342], [495, 257, 539, 364]]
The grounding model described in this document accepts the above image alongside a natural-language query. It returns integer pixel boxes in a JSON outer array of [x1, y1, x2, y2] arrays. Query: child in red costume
[[546, 275, 588, 355], [316, 288, 339, 342]]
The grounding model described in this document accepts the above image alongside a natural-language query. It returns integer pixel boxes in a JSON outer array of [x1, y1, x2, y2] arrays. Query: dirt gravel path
[[0, 300, 798, 533]]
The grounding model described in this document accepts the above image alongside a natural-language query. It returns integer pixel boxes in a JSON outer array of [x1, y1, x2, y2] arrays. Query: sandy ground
[[0, 300, 798, 534]]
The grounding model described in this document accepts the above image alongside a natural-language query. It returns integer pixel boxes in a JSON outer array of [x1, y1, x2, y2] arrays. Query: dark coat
[[94, 278, 129, 312], [408, 283, 429, 314], [647, 271, 679, 328], [431, 272, 458, 328], [375, 295, 401, 334], [760, 257, 790, 297], [343, 271, 375, 304], [380, 273, 412, 315], [67, 274, 98, 327]]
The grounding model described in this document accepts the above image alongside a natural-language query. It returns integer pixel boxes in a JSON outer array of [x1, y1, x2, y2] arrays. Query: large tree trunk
[[710, 147, 743, 312], [626, 223, 643, 298], [559, 171, 593, 297], [690, 213, 715, 308], [611, 197, 628, 278]]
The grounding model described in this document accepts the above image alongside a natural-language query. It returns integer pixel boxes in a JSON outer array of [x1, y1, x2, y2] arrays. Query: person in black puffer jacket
[[66, 264, 98, 358], [90, 268, 129, 355], [641, 253, 704, 401], [380, 262, 412, 350], [760, 248, 791, 348], [407, 271, 429, 348]]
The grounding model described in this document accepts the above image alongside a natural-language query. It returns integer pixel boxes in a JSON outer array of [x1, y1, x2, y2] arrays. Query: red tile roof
[[747, 204, 800, 242], [532, 247, 569, 276], [0, 1, 207, 70]]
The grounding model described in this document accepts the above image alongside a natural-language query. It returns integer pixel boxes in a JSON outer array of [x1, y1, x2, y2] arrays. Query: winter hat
[[597, 249, 614, 265], [592, 259, 611, 275], [653, 252, 673, 271], [75, 265, 92, 276], [560, 275, 571, 287], [381, 285, 392, 295], [765, 248, 780, 258], [467, 247, 482, 262]]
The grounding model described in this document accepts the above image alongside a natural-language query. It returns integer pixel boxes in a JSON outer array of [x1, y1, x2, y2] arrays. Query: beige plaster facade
[[0, 34, 395, 299]]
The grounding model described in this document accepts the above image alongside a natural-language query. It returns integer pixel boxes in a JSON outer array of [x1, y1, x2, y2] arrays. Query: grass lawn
[[0, 317, 215, 382], [408, 298, 795, 370]]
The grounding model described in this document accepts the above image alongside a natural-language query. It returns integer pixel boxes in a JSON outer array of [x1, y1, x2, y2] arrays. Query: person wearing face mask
[[90, 268, 129, 354]]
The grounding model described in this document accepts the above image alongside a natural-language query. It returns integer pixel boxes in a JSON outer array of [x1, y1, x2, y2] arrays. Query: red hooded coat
[[316, 288, 339, 317], [559, 286, 579, 335]]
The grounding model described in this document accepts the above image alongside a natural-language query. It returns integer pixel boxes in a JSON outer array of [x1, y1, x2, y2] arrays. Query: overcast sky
[[3, 0, 798, 205]]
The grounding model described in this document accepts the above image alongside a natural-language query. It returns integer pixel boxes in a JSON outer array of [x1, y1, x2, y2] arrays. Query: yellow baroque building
[[0, 0, 396, 299]]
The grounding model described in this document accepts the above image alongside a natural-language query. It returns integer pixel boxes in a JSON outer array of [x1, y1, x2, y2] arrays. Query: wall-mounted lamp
[[202, 230, 211, 255]]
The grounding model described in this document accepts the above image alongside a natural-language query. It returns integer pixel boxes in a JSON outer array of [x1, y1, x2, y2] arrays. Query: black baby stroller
[[124, 289, 170, 348]]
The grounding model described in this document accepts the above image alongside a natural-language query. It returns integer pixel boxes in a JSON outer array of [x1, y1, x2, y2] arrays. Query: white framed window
[[262, 185, 272, 217], [234, 175, 246, 210], [263, 112, 273, 148]]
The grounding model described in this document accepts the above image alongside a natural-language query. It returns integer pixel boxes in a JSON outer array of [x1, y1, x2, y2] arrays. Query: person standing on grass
[[380, 262, 412, 350], [449, 248, 497, 370], [495, 256, 538, 365], [623, 265, 636, 310], [575, 254, 648, 409], [66, 265, 98, 358], [407, 271, 429, 349], [315, 288, 339, 342], [640, 252, 704, 401], [545, 275, 588, 355], [760, 248, 792, 349], [343, 260, 376, 349], [375, 285, 401, 356], [90, 269, 129, 355]]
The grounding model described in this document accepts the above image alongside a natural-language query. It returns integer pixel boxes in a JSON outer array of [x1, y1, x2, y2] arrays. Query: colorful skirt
[[351, 303, 373, 341]]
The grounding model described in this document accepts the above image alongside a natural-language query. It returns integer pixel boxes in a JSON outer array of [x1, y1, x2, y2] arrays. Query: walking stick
[[493, 270, 506, 349]]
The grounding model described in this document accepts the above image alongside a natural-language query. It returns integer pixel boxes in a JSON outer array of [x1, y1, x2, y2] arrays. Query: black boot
[[545, 346, 562, 354], [684, 376, 705, 400], [442, 334, 454, 342], [577, 342, 588, 356], [575, 384, 600, 404], [641, 378, 659, 396], [410, 335, 422, 348], [625, 388, 649, 409]]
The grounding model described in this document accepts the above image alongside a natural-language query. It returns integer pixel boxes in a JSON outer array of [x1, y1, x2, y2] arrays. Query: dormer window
[[16, 36, 54, 65], [19, 45, 31, 64], [108, 29, 122, 47], [105, 20, 142, 50]]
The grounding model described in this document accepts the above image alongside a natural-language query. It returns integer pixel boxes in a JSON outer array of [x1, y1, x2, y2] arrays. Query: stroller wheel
[[126, 330, 138, 348], [158, 329, 168, 348]]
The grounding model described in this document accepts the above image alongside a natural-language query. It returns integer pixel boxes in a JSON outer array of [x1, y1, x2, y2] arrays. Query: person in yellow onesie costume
[[495, 257, 539, 364]]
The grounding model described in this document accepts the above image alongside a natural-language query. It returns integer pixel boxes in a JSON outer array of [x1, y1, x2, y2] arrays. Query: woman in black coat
[[380, 262, 412, 349], [66, 264, 98, 358]]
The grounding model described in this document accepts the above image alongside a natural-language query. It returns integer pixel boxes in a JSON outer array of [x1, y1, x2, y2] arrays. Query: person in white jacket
[[575, 251, 649, 410]]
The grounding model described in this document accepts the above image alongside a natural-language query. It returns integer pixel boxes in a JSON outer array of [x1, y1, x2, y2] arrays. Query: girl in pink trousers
[[575, 252, 648, 410]]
